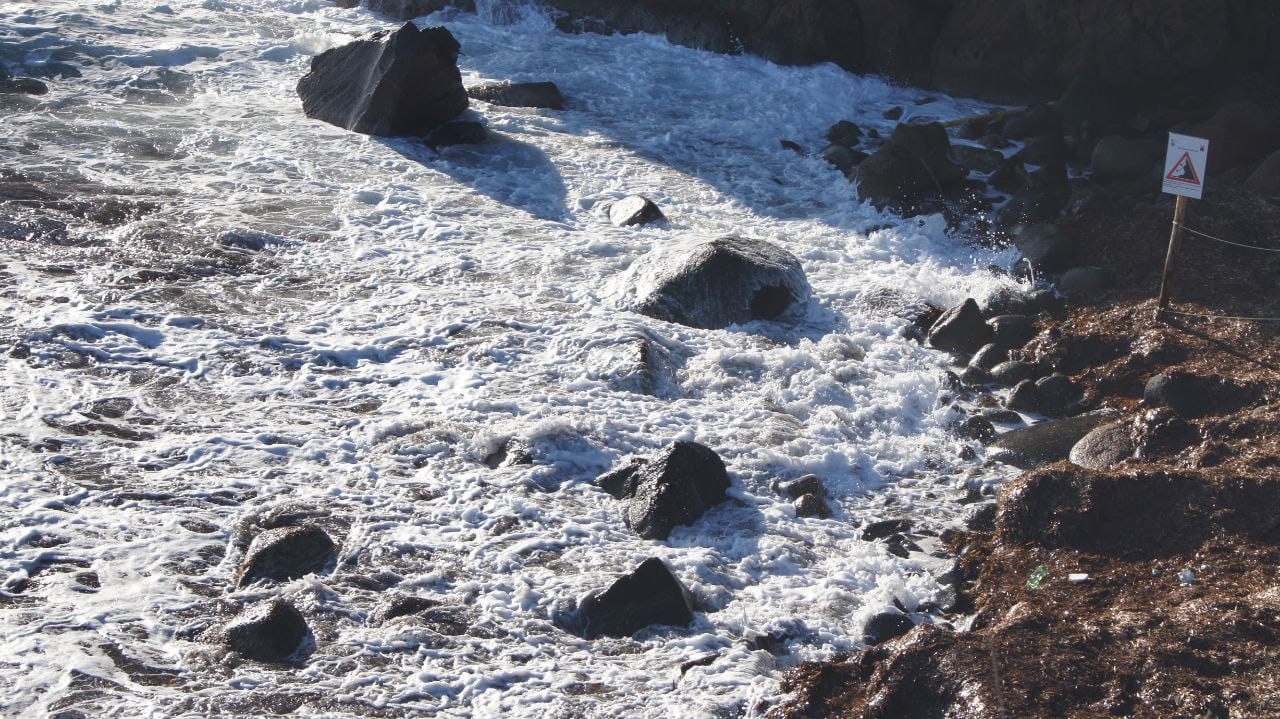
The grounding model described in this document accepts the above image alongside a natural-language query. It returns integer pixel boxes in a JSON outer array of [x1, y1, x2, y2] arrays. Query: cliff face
[[348, 0, 1280, 103]]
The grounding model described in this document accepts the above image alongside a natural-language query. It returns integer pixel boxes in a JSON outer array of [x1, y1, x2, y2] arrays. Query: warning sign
[[1162, 133, 1210, 200]]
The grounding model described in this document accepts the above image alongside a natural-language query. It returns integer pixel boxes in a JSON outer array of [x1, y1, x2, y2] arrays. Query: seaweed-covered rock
[[296, 22, 467, 136]]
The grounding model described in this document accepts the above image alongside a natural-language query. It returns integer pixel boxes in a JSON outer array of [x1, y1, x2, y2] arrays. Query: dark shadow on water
[[377, 128, 570, 222]]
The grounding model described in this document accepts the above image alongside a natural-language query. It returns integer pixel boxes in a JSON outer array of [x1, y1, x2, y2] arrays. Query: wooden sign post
[[1155, 133, 1210, 320]]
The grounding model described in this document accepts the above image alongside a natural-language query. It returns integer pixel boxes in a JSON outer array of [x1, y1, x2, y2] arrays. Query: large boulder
[[596, 441, 731, 540], [1187, 101, 1280, 175], [296, 22, 467, 136], [624, 236, 811, 330], [1245, 149, 1280, 197], [855, 122, 965, 204], [989, 412, 1114, 469], [224, 600, 309, 662], [1091, 136, 1157, 180], [237, 524, 337, 587], [580, 557, 695, 638]]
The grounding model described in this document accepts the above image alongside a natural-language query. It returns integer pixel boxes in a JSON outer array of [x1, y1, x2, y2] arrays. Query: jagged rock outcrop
[[296, 22, 467, 136], [579, 557, 696, 638]]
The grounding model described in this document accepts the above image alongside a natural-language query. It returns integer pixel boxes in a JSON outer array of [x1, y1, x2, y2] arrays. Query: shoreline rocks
[[580, 557, 695, 638], [297, 22, 467, 136], [596, 441, 730, 540], [625, 236, 811, 330]]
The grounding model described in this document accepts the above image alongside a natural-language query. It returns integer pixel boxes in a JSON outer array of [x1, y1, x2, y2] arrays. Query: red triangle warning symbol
[[1165, 151, 1201, 186]]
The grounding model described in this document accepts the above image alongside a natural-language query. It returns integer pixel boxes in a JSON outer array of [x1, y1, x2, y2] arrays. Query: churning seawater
[[0, 1, 1022, 716]]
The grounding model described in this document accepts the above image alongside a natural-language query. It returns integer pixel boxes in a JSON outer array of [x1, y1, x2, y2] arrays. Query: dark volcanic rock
[[780, 474, 825, 500], [863, 611, 914, 646], [1057, 266, 1110, 301], [580, 557, 695, 638], [1004, 378, 1039, 411], [958, 415, 996, 443], [1035, 373, 1083, 416], [794, 493, 833, 518], [600, 442, 731, 540], [297, 23, 467, 136], [821, 144, 867, 175], [627, 236, 810, 330], [467, 81, 565, 110], [237, 524, 337, 587], [1068, 421, 1134, 470], [990, 360, 1035, 387], [855, 122, 965, 204], [1144, 372, 1212, 418], [1245, 150, 1280, 197], [224, 599, 308, 662], [609, 196, 665, 227], [927, 298, 992, 354], [862, 518, 911, 541], [959, 366, 992, 387], [968, 343, 1007, 370], [375, 594, 439, 625], [1009, 223, 1073, 272], [987, 314, 1034, 349], [0, 76, 48, 95], [1187, 101, 1279, 174], [826, 120, 863, 148], [989, 412, 1113, 469], [947, 144, 1005, 174], [1091, 136, 1156, 180]]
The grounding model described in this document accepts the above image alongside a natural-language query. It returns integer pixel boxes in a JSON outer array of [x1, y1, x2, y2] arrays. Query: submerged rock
[[0, 75, 48, 96], [609, 195, 665, 227], [779, 474, 825, 500], [625, 236, 811, 330], [224, 599, 308, 662], [597, 441, 731, 540], [237, 524, 337, 587], [468, 81, 564, 110], [580, 557, 695, 638], [296, 22, 467, 136], [826, 120, 863, 148]]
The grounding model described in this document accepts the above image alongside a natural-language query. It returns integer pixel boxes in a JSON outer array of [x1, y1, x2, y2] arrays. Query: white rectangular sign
[[1162, 133, 1210, 200]]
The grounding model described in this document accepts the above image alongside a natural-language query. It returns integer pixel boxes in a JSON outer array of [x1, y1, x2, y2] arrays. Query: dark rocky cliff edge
[[340, 0, 1280, 104]]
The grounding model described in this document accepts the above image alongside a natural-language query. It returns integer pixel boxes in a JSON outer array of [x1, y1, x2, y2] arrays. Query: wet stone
[[862, 518, 911, 541], [623, 441, 731, 540], [968, 343, 1008, 371], [863, 611, 914, 645], [467, 81, 564, 110], [794, 493, 832, 518], [580, 558, 694, 639], [928, 298, 993, 354], [1005, 379, 1040, 411], [991, 360, 1035, 387], [609, 195, 665, 227], [224, 599, 308, 662], [237, 524, 337, 588], [958, 416, 996, 443], [779, 474, 825, 499], [1035, 373, 1083, 416]]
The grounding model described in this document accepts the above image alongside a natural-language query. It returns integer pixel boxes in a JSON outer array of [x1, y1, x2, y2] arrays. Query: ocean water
[[0, 1, 1022, 716]]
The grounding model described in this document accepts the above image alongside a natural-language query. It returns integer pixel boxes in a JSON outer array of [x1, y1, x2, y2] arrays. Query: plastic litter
[[1068, 573, 1089, 583], [1178, 569, 1196, 586], [1025, 564, 1050, 590]]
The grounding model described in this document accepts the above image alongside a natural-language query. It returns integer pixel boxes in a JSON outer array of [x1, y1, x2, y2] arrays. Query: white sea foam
[[0, 1, 1021, 716]]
